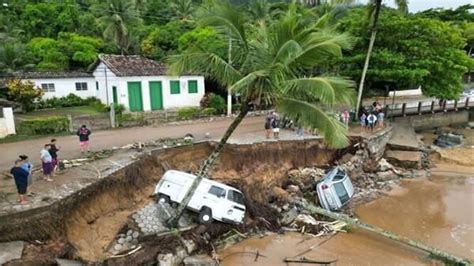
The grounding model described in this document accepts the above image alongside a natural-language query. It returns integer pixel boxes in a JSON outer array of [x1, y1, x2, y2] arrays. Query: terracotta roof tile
[[99, 54, 168, 76]]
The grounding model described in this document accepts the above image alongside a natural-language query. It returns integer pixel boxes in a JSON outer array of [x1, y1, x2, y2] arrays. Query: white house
[[91, 54, 205, 112], [4, 54, 206, 112]]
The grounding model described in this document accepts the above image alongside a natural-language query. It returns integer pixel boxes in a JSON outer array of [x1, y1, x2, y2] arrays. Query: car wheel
[[156, 194, 170, 204], [198, 208, 213, 224]]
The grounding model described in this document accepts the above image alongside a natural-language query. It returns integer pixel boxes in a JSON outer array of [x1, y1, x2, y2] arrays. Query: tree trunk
[[168, 103, 250, 226], [468, 46, 472, 83], [303, 203, 471, 265], [355, 0, 382, 118]]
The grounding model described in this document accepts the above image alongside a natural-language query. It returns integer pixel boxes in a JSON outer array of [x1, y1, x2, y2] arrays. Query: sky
[[358, 0, 473, 13]]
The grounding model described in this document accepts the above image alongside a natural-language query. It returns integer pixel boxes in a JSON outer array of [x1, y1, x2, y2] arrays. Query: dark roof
[[1, 71, 93, 79], [98, 54, 168, 77]]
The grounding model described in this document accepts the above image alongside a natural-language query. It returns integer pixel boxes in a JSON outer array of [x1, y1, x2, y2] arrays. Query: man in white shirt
[[40, 144, 53, 182], [367, 113, 377, 133]]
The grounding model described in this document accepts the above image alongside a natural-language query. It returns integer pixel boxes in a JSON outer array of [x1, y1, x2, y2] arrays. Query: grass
[[15, 106, 101, 121], [0, 131, 72, 144]]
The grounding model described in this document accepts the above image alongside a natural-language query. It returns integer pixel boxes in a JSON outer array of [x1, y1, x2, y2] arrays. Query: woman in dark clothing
[[49, 139, 60, 172], [77, 125, 92, 153], [11, 159, 29, 204], [264, 115, 272, 139]]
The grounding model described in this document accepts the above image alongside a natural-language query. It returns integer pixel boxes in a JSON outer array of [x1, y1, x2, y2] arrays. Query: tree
[[167, 2, 355, 225], [171, 0, 195, 21], [339, 8, 473, 99], [7, 79, 44, 112], [355, 0, 407, 116], [141, 21, 194, 60], [27, 37, 69, 71], [96, 0, 141, 54]]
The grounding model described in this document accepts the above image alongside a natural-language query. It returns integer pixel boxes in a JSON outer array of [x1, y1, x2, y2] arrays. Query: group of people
[[264, 112, 281, 139], [9, 125, 92, 205], [360, 101, 385, 132]]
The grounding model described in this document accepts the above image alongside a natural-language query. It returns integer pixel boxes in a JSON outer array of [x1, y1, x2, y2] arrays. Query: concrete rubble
[[0, 241, 24, 264]]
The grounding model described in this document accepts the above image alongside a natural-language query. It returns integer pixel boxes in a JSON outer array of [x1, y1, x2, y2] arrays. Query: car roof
[[165, 170, 243, 193]]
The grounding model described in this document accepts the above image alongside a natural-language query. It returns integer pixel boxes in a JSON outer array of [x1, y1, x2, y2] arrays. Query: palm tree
[[355, 0, 408, 116], [97, 0, 141, 55], [167, 2, 355, 225], [170, 0, 195, 21]]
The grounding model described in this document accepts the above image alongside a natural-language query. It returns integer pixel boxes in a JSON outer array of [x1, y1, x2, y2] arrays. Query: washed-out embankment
[[0, 132, 393, 262]]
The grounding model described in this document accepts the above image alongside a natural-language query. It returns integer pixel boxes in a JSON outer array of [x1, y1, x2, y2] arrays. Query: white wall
[[93, 62, 119, 105], [26, 77, 97, 99], [114, 75, 205, 111], [0, 107, 15, 138], [388, 86, 422, 97]]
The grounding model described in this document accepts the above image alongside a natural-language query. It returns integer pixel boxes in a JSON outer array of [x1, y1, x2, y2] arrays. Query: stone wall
[[70, 113, 111, 131], [394, 111, 469, 130], [363, 126, 393, 161]]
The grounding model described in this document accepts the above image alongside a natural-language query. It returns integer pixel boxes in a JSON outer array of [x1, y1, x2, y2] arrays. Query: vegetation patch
[[17, 116, 69, 135]]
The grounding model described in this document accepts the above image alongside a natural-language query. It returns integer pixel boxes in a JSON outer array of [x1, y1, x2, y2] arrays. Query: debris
[[0, 241, 24, 264], [283, 257, 337, 265], [280, 207, 298, 225], [109, 245, 142, 259], [292, 234, 336, 257], [55, 258, 84, 265], [183, 255, 218, 266]]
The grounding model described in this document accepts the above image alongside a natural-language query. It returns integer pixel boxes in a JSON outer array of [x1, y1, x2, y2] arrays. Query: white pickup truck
[[154, 170, 246, 224]]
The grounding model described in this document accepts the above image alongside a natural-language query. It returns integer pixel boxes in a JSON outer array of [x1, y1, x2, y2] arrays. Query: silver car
[[316, 167, 355, 211]]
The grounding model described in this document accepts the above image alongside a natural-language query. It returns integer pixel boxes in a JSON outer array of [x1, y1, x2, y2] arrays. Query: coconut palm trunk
[[168, 102, 249, 226], [355, 0, 382, 117]]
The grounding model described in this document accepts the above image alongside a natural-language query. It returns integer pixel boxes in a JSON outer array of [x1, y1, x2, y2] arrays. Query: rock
[[280, 207, 298, 225], [114, 244, 123, 251], [294, 214, 318, 225], [384, 150, 422, 169], [181, 239, 197, 254], [117, 238, 126, 244], [271, 187, 290, 203], [55, 258, 84, 266], [339, 153, 353, 164], [127, 230, 133, 236], [157, 253, 175, 266], [435, 133, 463, 147], [377, 158, 394, 172], [285, 185, 301, 194], [0, 241, 24, 264], [468, 121, 474, 128], [183, 255, 218, 266], [376, 170, 397, 181], [126, 236, 133, 242], [132, 231, 140, 239]]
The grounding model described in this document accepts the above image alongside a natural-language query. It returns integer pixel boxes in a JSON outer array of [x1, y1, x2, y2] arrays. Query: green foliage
[[177, 107, 201, 120], [200, 93, 226, 114], [27, 37, 69, 70], [18, 116, 69, 135], [141, 21, 194, 60], [338, 8, 473, 99], [201, 107, 217, 116], [7, 79, 44, 112], [117, 112, 145, 127], [36, 94, 101, 109], [169, 2, 355, 148], [178, 27, 227, 57]]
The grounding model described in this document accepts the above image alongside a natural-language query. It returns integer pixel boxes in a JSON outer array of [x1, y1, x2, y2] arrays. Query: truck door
[[205, 185, 227, 220], [225, 190, 246, 223]]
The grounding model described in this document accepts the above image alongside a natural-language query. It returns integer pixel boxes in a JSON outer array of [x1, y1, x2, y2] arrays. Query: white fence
[[0, 107, 16, 138]]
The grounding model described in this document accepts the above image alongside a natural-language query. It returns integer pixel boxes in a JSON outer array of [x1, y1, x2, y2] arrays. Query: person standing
[[341, 109, 350, 128], [367, 113, 377, 133], [77, 125, 91, 153], [377, 111, 385, 128], [19, 155, 34, 195], [271, 115, 280, 139], [360, 113, 367, 132], [11, 159, 29, 204], [49, 139, 60, 172], [40, 144, 53, 182], [264, 115, 272, 139]]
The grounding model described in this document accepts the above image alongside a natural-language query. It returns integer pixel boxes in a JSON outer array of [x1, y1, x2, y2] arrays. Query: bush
[[117, 113, 145, 125], [201, 107, 217, 116], [200, 93, 226, 114], [177, 107, 201, 120], [18, 116, 69, 135], [36, 94, 103, 109], [7, 79, 44, 112], [232, 103, 242, 112]]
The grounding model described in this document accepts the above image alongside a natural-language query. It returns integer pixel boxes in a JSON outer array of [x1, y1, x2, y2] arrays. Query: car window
[[334, 182, 350, 204], [227, 190, 245, 205], [209, 185, 226, 198], [333, 169, 346, 181]]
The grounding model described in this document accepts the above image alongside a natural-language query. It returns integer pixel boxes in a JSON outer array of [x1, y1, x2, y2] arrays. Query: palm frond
[[283, 76, 355, 106], [167, 52, 242, 87], [278, 97, 350, 148]]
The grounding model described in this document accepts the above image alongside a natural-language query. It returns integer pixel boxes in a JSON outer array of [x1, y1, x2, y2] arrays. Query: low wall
[[70, 113, 111, 131], [395, 111, 469, 130], [388, 87, 422, 97]]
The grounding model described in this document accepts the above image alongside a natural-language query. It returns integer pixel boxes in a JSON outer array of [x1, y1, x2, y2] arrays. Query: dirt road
[[0, 116, 268, 172]]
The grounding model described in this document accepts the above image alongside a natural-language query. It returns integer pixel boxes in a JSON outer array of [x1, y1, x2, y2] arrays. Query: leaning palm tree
[[167, 2, 355, 225], [97, 0, 141, 55], [355, 0, 408, 116]]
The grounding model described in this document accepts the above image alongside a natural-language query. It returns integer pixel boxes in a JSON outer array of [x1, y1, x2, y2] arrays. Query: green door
[[127, 82, 143, 112], [149, 81, 163, 110]]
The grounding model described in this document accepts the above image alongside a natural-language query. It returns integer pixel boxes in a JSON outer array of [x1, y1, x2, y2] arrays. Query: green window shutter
[[170, 80, 180, 94], [188, 80, 198, 94]]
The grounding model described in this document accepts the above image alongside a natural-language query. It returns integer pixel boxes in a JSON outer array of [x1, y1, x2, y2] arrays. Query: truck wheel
[[156, 194, 170, 204], [198, 208, 213, 224]]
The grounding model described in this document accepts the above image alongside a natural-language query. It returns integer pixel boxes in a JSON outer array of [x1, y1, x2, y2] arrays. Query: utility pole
[[226, 35, 232, 117]]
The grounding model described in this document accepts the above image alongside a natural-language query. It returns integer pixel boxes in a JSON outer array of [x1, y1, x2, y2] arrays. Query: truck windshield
[[227, 190, 245, 205]]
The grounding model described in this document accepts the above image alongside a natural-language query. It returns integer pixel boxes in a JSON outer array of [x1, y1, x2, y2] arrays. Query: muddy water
[[220, 231, 436, 265]]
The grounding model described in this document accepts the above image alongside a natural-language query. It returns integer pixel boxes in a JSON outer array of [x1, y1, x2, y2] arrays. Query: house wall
[[114, 75, 205, 111], [0, 107, 16, 138], [26, 77, 97, 99], [92, 64, 205, 112]]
